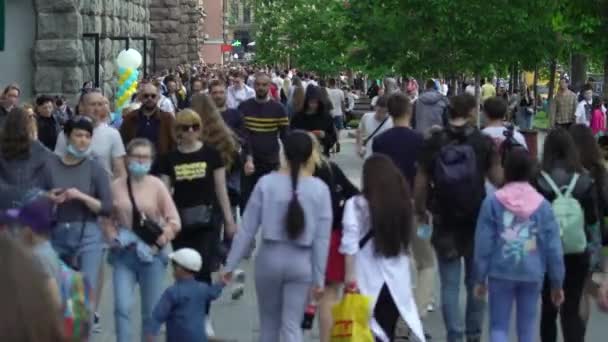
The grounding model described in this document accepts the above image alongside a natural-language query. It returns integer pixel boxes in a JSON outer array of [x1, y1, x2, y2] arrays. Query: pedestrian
[[482, 97, 528, 148], [290, 86, 337, 157], [341, 154, 425, 342], [4, 196, 63, 309], [567, 124, 608, 322], [190, 94, 246, 299], [53, 95, 73, 126], [146, 248, 224, 342], [223, 131, 333, 342], [120, 83, 176, 157], [517, 87, 534, 130], [414, 94, 502, 342], [164, 75, 189, 111], [413, 79, 449, 135], [356, 96, 393, 159], [156, 109, 236, 336], [35, 95, 61, 151], [227, 70, 255, 109], [45, 115, 113, 325], [56, 91, 127, 178], [0, 84, 21, 129], [551, 78, 578, 129], [0, 108, 54, 211], [0, 233, 65, 342], [589, 96, 606, 136], [312, 136, 359, 342], [371, 92, 433, 336], [575, 85, 594, 127], [535, 128, 599, 342], [288, 77, 306, 118], [482, 78, 497, 101], [105, 138, 181, 342], [474, 149, 565, 342], [238, 73, 289, 209]]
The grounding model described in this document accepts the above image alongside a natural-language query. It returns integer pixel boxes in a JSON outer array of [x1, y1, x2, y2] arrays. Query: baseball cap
[[169, 248, 202, 272], [0, 196, 54, 234]]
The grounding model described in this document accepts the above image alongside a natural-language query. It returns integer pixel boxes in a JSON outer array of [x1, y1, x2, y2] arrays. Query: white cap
[[169, 248, 202, 272]]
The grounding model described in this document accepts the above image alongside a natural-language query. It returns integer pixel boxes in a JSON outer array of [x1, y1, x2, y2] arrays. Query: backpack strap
[[564, 173, 580, 197], [541, 171, 564, 198]]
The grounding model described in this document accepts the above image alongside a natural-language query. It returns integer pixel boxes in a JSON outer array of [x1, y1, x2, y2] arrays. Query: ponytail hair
[[283, 131, 314, 240]]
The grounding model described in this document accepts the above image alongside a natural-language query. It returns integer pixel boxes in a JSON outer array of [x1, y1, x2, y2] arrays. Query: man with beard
[[238, 73, 289, 208], [120, 83, 176, 156], [209, 79, 245, 139]]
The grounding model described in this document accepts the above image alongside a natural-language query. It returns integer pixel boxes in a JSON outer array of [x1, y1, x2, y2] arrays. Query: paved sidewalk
[[95, 133, 606, 342]]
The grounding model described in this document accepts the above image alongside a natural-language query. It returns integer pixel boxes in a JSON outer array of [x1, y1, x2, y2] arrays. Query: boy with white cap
[[145, 248, 224, 342]]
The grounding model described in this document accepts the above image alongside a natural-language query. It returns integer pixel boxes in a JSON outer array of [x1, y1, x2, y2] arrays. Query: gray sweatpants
[[255, 241, 312, 342]]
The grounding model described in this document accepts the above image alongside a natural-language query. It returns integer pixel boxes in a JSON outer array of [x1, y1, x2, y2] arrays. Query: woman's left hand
[[225, 221, 237, 238], [63, 188, 84, 202], [310, 285, 324, 301]]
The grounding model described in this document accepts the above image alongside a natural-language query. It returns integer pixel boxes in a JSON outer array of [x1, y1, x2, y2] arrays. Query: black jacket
[[290, 111, 337, 156], [314, 161, 359, 230]]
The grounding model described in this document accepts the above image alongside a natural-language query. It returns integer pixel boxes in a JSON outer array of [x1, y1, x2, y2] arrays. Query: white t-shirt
[[482, 126, 528, 150], [575, 99, 592, 126], [359, 112, 393, 159], [327, 88, 345, 117], [55, 123, 126, 176], [158, 95, 175, 114], [226, 85, 255, 109]]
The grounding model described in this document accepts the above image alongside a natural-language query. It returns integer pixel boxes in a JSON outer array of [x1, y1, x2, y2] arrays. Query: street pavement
[[95, 131, 605, 342]]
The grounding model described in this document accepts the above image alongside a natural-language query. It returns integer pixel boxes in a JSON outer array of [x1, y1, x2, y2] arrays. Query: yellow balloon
[[118, 68, 133, 85]]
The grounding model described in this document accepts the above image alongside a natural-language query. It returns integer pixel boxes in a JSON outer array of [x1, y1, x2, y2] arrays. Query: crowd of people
[[0, 64, 607, 342]]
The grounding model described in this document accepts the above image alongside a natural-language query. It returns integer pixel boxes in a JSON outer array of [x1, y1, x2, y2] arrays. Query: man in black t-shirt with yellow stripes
[[238, 73, 289, 209]]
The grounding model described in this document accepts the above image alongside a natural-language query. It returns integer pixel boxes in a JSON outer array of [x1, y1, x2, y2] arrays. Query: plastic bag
[[330, 293, 374, 342]]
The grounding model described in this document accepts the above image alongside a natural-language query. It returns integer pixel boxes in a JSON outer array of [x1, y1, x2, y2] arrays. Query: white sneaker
[[205, 317, 215, 337]]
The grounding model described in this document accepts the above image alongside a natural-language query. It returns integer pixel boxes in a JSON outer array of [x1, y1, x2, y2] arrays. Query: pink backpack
[[590, 109, 605, 136]]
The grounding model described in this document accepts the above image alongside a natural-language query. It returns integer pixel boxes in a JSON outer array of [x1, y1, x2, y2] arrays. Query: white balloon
[[116, 49, 143, 69]]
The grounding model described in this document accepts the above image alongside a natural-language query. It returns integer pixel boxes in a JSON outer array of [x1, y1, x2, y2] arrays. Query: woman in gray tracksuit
[[223, 130, 333, 342]]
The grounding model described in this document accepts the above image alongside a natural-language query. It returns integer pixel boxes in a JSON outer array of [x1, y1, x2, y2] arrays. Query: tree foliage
[[254, 0, 607, 79]]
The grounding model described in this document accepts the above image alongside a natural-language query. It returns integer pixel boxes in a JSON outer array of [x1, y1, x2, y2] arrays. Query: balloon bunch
[[115, 49, 143, 111]]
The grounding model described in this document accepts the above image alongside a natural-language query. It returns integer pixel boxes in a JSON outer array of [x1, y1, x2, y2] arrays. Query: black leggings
[[172, 223, 222, 284], [374, 284, 400, 342], [540, 253, 590, 342]]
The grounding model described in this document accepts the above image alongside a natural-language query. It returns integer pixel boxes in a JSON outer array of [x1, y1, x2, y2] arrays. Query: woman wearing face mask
[[44, 116, 112, 314], [105, 138, 180, 342], [290, 86, 337, 156]]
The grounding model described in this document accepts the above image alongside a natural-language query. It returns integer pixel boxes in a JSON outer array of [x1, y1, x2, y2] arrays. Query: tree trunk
[[533, 65, 539, 115], [548, 58, 558, 100], [603, 53, 608, 101], [571, 53, 588, 92], [475, 72, 481, 128]]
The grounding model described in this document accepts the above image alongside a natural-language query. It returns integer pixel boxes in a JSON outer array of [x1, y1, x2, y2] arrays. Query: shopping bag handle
[[345, 281, 360, 293]]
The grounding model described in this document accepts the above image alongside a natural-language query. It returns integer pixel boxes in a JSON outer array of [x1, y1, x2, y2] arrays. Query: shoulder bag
[[127, 176, 163, 248]]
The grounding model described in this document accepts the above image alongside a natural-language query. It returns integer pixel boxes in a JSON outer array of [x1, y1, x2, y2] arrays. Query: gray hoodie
[[0, 141, 54, 209], [414, 90, 449, 135]]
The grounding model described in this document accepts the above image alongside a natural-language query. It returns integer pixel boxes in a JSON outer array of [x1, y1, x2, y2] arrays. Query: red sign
[[221, 44, 233, 52]]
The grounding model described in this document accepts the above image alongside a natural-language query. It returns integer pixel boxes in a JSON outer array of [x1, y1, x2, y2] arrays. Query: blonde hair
[[190, 94, 239, 168], [21, 104, 37, 139]]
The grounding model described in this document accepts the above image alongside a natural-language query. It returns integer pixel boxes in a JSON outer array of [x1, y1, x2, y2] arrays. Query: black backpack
[[432, 128, 485, 226]]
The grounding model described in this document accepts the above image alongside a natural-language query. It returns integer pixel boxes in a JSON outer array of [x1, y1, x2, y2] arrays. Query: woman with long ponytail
[[223, 130, 333, 341]]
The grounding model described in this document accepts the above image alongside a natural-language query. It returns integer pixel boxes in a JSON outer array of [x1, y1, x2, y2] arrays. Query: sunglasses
[[178, 124, 201, 132], [142, 93, 157, 99]]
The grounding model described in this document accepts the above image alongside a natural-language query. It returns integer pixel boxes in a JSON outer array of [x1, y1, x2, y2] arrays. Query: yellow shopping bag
[[330, 293, 374, 342]]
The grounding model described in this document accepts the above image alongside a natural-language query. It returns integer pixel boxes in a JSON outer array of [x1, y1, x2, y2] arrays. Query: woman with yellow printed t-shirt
[[156, 109, 236, 289]]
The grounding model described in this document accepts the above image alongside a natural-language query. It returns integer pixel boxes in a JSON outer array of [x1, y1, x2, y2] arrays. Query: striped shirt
[[553, 90, 577, 125], [238, 98, 289, 166]]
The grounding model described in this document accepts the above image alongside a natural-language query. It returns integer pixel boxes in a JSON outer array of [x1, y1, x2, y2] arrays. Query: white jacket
[[341, 196, 425, 342]]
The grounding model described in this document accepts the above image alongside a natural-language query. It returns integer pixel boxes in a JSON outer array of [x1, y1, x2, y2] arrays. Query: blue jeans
[[109, 247, 168, 342], [51, 221, 105, 301], [489, 278, 541, 342], [438, 256, 485, 342]]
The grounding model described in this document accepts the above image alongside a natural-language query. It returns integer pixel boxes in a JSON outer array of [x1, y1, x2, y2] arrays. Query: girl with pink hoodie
[[473, 150, 565, 342]]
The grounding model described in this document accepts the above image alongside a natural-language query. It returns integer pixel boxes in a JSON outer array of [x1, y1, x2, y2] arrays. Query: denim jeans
[[51, 221, 105, 301], [489, 278, 541, 342], [109, 247, 168, 342], [438, 255, 485, 342]]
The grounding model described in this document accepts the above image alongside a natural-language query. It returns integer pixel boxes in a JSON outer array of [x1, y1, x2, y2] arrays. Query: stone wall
[[32, 0, 203, 105], [150, 0, 203, 71], [33, 0, 150, 104]]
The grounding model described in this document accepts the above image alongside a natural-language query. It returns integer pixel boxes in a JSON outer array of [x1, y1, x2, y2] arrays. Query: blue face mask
[[128, 161, 151, 178], [66, 144, 91, 159]]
